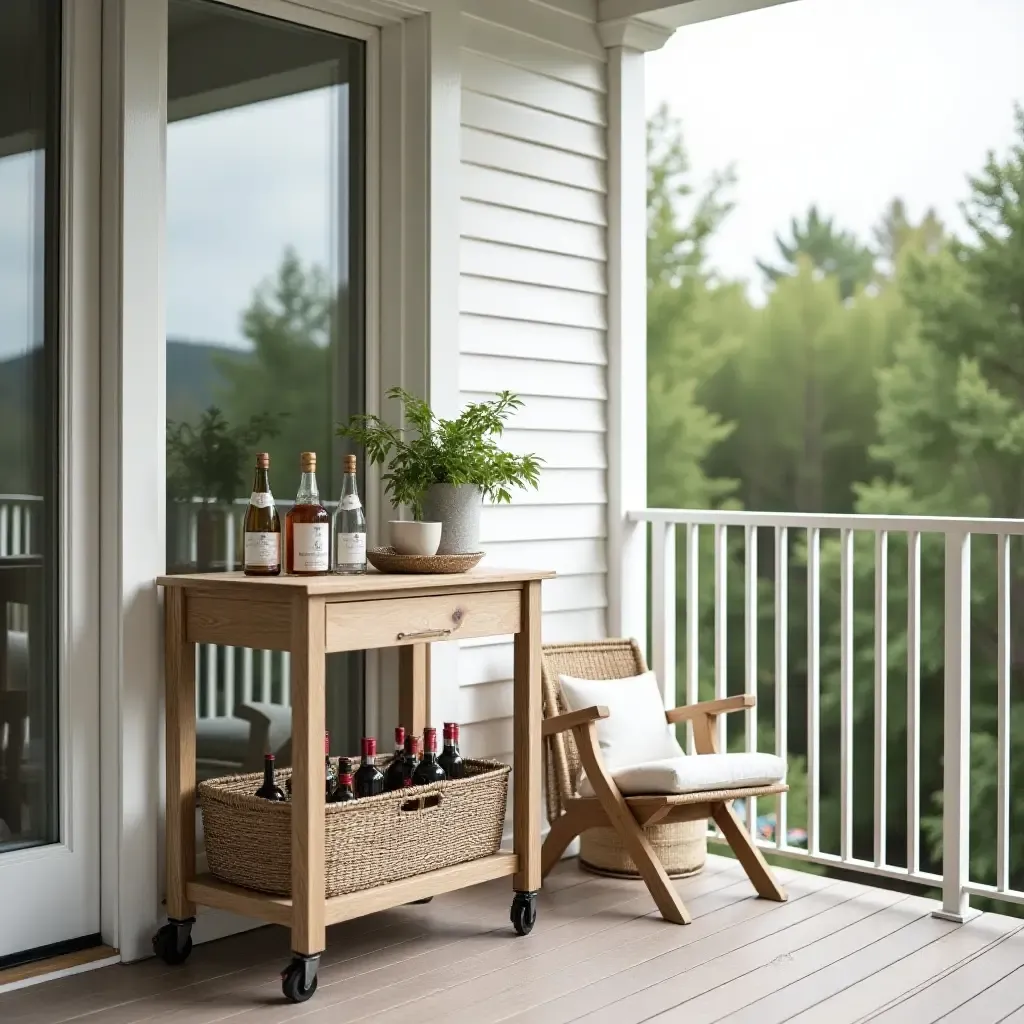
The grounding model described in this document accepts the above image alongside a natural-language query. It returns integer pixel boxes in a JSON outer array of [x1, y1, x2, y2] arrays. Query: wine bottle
[[438, 722, 465, 780], [332, 758, 356, 803], [333, 453, 367, 574], [401, 734, 420, 788], [413, 727, 447, 786], [384, 726, 407, 792], [254, 753, 286, 801], [285, 452, 330, 576], [290, 731, 335, 800], [243, 453, 281, 576], [354, 737, 385, 797]]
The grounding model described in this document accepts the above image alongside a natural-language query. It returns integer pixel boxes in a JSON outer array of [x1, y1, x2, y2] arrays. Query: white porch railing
[[633, 506, 1024, 921]]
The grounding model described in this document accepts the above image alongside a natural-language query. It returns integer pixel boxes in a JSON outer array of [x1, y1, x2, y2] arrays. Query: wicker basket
[[199, 758, 509, 898], [580, 821, 706, 879]]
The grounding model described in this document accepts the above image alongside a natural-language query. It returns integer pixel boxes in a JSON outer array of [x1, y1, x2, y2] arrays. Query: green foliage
[[166, 406, 282, 505], [757, 204, 877, 300], [338, 387, 542, 519]]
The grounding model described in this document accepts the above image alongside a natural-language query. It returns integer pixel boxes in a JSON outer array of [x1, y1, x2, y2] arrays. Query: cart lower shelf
[[185, 850, 520, 927]]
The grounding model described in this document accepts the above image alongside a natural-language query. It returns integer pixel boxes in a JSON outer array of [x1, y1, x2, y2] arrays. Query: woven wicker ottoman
[[579, 820, 707, 879]]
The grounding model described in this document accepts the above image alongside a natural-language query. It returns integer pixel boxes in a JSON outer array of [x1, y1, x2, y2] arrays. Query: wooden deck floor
[[4, 854, 1024, 1023]]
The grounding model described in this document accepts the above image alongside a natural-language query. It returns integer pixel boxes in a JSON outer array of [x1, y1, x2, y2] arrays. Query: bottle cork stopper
[[301, 451, 317, 471], [255, 452, 270, 468], [344, 454, 357, 473]]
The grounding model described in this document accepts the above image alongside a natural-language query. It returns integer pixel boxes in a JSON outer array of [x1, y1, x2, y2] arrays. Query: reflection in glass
[[0, 0, 60, 852], [166, 0, 365, 772]]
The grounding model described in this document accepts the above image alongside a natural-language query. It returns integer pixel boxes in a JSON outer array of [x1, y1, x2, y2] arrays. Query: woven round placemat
[[367, 546, 484, 574], [200, 758, 509, 898]]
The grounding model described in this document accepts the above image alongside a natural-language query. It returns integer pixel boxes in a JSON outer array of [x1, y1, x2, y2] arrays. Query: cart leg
[[398, 642, 429, 737], [164, 588, 196, 923], [290, 595, 326, 969], [512, 581, 542, 931]]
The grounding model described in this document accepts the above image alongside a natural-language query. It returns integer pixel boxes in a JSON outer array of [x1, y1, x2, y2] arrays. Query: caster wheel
[[281, 955, 320, 1003], [510, 891, 538, 936], [152, 920, 194, 965]]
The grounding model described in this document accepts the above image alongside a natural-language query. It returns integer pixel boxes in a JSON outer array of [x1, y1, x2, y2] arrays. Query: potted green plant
[[166, 407, 282, 571], [338, 388, 542, 555]]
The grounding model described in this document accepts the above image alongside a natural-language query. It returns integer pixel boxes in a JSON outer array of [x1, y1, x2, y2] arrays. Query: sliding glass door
[[164, 0, 366, 786]]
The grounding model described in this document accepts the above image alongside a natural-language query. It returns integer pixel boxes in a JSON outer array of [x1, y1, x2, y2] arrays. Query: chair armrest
[[665, 694, 756, 725], [542, 705, 609, 737]]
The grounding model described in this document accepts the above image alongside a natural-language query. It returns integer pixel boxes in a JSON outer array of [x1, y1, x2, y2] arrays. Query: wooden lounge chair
[[541, 639, 789, 924]]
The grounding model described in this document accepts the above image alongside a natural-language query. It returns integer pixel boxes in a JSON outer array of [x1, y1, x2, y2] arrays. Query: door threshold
[[0, 944, 119, 995]]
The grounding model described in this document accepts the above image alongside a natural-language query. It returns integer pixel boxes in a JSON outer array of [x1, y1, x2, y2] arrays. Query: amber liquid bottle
[[243, 453, 281, 576], [285, 451, 330, 576]]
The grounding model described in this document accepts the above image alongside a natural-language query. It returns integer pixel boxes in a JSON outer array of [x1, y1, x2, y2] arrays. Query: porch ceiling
[[599, 0, 797, 29]]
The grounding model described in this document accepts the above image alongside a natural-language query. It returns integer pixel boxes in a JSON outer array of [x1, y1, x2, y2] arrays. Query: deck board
[[4, 855, 1024, 1024]]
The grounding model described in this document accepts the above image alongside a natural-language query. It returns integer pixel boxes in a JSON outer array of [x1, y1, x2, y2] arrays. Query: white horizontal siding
[[457, 0, 609, 764]]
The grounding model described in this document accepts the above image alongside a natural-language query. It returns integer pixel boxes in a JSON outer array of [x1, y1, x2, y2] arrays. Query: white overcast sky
[[645, 0, 1024, 295], [2, 0, 1024, 359]]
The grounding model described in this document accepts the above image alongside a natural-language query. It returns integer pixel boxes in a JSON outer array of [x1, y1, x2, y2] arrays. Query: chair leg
[[542, 809, 585, 878], [573, 724, 691, 925], [712, 802, 787, 902]]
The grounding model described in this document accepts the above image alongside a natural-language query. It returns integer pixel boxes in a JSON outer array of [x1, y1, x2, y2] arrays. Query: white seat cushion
[[578, 752, 787, 798], [558, 670, 684, 770]]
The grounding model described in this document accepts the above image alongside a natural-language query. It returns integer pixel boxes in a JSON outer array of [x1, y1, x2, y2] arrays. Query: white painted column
[[99, 0, 168, 962], [602, 19, 672, 648]]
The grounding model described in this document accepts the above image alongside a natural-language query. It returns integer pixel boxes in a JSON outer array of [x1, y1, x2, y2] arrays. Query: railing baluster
[[225, 508, 236, 573], [223, 646, 236, 716], [775, 525, 788, 849], [807, 526, 821, 857], [998, 534, 1011, 892], [874, 530, 888, 867], [282, 651, 292, 707], [261, 649, 272, 703], [714, 523, 728, 752], [685, 524, 700, 755], [907, 530, 921, 876], [651, 522, 677, 713], [840, 527, 854, 861], [242, 647, 254, 706], [205, 644, 217, 718], [0, 503, 8, 556], [11, 504, 22, 555], [745, 524, 758, 836], [937, 530, 971, 921]]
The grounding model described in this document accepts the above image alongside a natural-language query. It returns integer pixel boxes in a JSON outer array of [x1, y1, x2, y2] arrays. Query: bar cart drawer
[[324, 589, 520, 652]]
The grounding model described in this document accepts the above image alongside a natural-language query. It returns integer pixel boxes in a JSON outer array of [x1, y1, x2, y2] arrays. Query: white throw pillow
[[578, 752, 786, 798], [558, 670, 684, 771]]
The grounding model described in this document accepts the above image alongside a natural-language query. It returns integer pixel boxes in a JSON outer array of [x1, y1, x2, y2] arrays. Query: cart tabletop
[[156, 567, 555, 599]]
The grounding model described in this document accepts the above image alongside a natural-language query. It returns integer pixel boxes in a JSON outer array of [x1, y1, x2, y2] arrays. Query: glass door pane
[[165, 0, 366, 776], [0, 0, 60, 854]]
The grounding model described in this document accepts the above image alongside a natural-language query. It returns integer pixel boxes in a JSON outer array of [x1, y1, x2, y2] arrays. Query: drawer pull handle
[[396, 627, 452, 641]]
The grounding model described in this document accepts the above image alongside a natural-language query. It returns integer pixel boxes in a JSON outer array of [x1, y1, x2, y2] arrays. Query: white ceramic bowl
[[389, 520, 443, 557]]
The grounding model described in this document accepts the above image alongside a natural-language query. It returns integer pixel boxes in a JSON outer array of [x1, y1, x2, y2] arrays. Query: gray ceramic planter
[[421, 483, 482, 555]]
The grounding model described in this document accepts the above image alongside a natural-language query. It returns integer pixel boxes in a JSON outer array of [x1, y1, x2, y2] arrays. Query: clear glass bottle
[[333, 453, 367, 574], [285, 451, 330, 576], [243, 452, 281, 576]]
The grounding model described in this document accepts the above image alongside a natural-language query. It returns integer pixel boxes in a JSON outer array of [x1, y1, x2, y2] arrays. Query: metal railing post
[[934, 529, 973, 922]]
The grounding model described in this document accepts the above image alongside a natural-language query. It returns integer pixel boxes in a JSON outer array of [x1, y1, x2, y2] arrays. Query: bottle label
[[336, 531, 367, 566], [292, 523, 330, 571], [340, 494, 362, 511], [244, 531, 280, 568], [249, 491, 273, 509]]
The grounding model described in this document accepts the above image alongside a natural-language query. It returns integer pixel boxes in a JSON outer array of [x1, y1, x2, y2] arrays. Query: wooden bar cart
[[154, 568, 552, 1002]]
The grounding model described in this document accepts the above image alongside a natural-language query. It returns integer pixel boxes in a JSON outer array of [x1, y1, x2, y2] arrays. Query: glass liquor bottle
[[412, 727, 447, 785], [254, 753, 286, 801], [333, 453, 367, 574], [384, 726, 407, 792], [243, 453, 281, 576], [438, 722, 465, 780], [285, 451, 330, 576], [354, 738, 385, 797], [285, 732, 336, 801], [401, 734, 420, 788], [332, 758, 356, 803]]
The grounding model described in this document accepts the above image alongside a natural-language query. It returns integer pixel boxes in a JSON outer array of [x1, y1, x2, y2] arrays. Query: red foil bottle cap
[[424, 727, 437, 752], [324, 732, 330, 754], [338, 774, 353, 785], [361, 737, 377, 757], [405, 735, 420, 755], [395, 726, 405, 745], [265, 753, 275, 761]]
